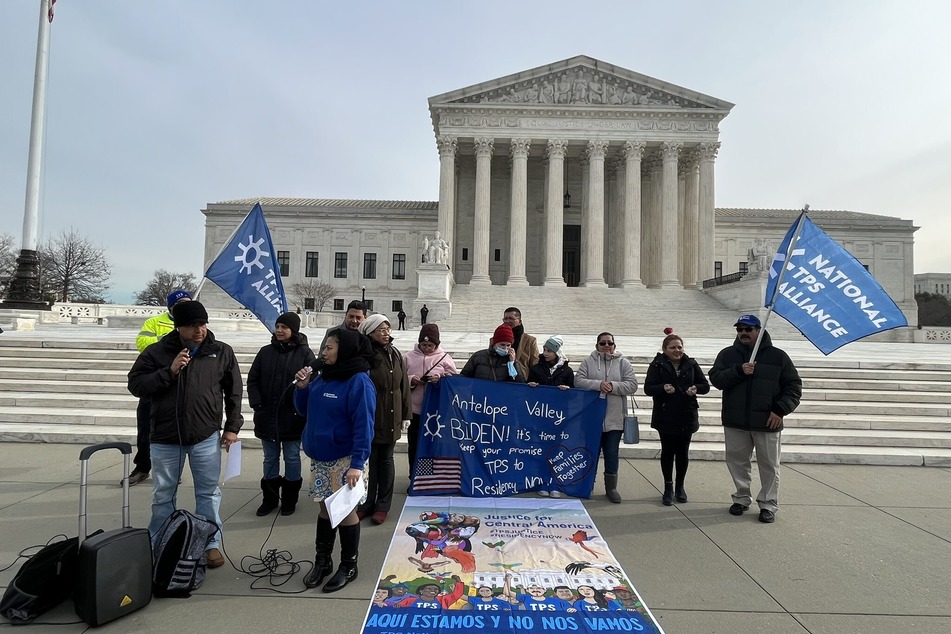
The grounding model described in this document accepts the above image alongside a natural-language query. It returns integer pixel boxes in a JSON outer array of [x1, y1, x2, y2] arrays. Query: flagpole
[[5, 0, 53, 309], [750, 204, 810, 363]]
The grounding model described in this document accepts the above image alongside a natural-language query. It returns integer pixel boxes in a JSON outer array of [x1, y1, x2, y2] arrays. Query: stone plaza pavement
[[1, 443, 948, 633]]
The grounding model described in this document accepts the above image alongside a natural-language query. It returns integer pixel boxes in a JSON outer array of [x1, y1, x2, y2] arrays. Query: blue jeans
[[261, 439, 302, 481], [601, 430, 623, 475], [149, 432, 222, 549]]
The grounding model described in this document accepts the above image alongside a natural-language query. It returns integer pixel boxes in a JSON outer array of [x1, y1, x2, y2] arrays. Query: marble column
[[639, 166, 651, 287], [539, 156, 549, 284], [678, 161, 687, 284], [621, 141, 644, 287], [436, 136, 457, 253], [583, 140, 609, 287], [698, 142, 720, 283], [579, 156, 589, 284], [683, 153, 700, 289], [609, 159, 623, 286], [507, 138, 531, 286], [471, 137, 494, 285], [544, 139, 568, 286], [657, 141, 682, 288], [646, 154, 663, 288]]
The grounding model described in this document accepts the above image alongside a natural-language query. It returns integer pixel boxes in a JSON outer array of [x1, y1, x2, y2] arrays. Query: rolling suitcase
[[73, 442, 153, 626]]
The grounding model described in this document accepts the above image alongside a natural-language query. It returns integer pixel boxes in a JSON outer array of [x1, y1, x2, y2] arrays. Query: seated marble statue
[[428, 231, 449, 265]]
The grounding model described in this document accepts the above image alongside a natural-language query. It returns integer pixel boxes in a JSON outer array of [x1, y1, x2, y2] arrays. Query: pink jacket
[[404, 343, 458, 414]]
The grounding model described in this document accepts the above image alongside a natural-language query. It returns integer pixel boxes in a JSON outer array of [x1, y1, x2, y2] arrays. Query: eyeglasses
[[735, 326, 755, 333], [375, 327, 392, 335], [598, 341, 615, 347]]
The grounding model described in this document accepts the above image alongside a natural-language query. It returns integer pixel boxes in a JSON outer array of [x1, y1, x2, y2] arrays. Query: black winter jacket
[[528, 358, 574, 388], [708, 331, 802, 432], [460, 348, 527, 382], [643, 353, 709, 435], [127, 330, 243, 445], [247, 334, 316, 442]]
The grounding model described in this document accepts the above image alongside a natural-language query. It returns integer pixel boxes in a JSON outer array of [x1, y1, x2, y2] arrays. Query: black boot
[[604, 474, 621, 504], [662, 481, 674, 506], [281, 478, 303, 516], [323, 523, 359, 593], [675, 480, 688, 503], [304, 516, 336, 588], [256, 477, 283, 516]]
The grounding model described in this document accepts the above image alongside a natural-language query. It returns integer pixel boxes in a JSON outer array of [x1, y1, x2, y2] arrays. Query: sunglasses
[[735, 326, 755, 333], [598, 340, 615, 347]]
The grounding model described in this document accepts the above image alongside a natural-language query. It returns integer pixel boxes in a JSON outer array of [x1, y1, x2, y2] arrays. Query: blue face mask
[[495, 346, 509, 356]]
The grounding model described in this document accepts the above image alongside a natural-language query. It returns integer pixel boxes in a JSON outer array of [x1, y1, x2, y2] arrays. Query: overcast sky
[[2, 1, 949, 302]]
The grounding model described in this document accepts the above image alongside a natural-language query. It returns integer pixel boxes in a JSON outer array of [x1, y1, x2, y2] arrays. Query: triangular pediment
[[429, 55, 733, 111]]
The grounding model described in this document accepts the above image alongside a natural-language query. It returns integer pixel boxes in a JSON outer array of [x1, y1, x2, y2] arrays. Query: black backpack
[[0, 536, 80, 624], [150, 510, 219, 598]]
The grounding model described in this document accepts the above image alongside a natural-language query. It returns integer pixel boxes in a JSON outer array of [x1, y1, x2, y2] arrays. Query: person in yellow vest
[[123, 289, 191, 486]]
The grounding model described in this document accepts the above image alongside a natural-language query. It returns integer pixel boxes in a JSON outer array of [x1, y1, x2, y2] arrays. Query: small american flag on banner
[[413, 457, 462, 492]]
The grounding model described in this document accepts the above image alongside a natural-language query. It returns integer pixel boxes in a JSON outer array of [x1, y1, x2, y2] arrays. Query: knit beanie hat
[[166, 289, 191, 310], [275, 312, 301, 335], [419, 323, 440, 346], [358, 313, 390, 336], [544, 335, 564, 355], [173, 300, 209, 327], [492, 324, 515, 344]]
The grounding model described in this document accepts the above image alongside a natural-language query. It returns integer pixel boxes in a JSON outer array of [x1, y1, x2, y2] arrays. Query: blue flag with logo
[[765, 214, 907, 354], [204, 203, 287, 332]]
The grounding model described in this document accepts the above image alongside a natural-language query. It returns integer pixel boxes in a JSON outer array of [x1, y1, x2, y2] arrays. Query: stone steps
[[439, 284, 808, 339], [0, 331, 949, 466]]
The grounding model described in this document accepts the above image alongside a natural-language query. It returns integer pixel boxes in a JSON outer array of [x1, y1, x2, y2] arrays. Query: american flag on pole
[[48, 0, 56, 23], [412, 457, 462, 492]]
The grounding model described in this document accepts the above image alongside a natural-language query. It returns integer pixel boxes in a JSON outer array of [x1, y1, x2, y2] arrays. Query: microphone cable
[[231, 342, 316, 594]]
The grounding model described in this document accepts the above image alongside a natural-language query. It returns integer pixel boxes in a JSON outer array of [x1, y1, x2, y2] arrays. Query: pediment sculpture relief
[[451, 68, 707, 108]]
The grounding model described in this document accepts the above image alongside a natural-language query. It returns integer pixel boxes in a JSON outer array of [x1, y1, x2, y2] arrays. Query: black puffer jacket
[[528, 358, 574, 388], [127, 330, 243, 445], [708, 331, 802, 432], [460, 348, 527, 382], [247, 334, 316, 442], [643, 353, 709, 435]]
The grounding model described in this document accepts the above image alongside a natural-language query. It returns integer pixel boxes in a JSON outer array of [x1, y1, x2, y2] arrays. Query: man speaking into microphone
[[127, 300, 243, 569]]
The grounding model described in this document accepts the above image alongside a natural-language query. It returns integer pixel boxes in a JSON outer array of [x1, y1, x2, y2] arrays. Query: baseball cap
[[733, 314, 761, 328]]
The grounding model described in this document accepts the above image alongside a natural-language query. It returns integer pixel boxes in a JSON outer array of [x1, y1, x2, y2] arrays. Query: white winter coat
[[575, 350, 639, 432]]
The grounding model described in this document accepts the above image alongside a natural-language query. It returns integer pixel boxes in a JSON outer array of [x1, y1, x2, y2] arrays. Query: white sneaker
[[537, 490, 550, 497], [550, 490, 563, 499]]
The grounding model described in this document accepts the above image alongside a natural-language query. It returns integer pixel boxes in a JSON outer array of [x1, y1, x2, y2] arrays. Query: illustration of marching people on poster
[[361, 496, 664, 634]]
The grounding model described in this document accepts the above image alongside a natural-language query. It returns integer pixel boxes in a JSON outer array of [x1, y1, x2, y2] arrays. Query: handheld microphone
[[290, 361, 321, 386]]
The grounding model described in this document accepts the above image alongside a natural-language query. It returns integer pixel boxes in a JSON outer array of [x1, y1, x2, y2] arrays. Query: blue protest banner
[[765, 213, 908, 354], [204, 203, 287, 332], [410, 377, 606, 498]]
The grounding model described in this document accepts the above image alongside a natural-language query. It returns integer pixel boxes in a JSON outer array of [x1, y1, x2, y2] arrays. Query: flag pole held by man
[[203, 203, 288, 332]]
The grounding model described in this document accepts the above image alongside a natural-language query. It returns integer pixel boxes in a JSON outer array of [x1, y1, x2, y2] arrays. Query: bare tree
[[290, 280, 335, 312], [39, 229, 112, 303], [134, 270, 198, 306], [0, 233, 16, 298], [916, 292, 951, 327]]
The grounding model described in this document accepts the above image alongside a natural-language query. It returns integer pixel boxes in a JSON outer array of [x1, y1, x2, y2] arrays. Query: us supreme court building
[[201, 56, 917, 326]]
